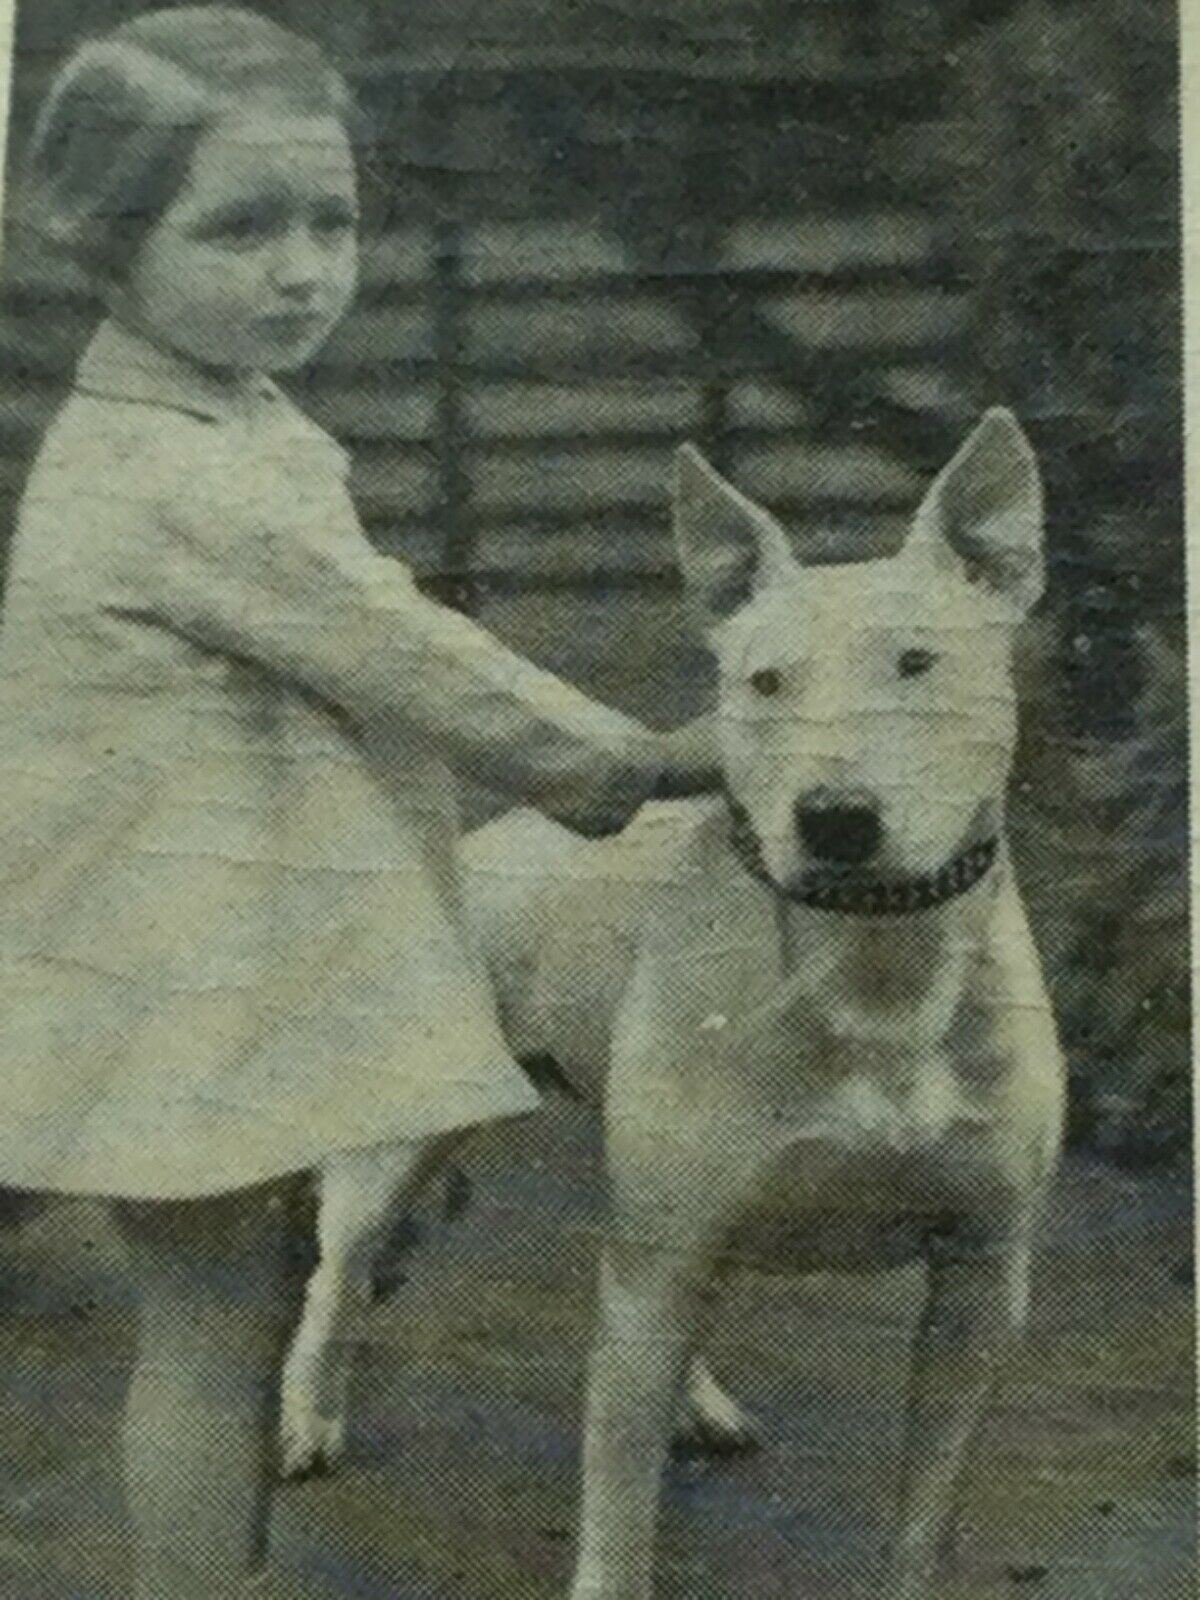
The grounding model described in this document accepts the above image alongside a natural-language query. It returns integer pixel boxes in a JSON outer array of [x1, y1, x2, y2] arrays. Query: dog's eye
[[749, 667, 783, 697], [898, 648, 937, 679]]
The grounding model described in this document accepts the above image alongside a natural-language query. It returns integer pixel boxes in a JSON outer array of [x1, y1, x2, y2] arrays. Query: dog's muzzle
[[795, 794, 882, 866], [724, 789, 998, 916]]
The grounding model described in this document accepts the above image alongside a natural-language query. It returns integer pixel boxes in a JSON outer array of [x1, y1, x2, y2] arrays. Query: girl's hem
[[0, 1087, 541, 1203]]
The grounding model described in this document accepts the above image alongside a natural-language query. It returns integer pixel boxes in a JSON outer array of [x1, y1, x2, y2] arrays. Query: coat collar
[[74, 319, 281, 423]]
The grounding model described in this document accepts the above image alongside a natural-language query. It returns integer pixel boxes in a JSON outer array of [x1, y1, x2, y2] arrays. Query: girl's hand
[[548, 716, 723, 839]]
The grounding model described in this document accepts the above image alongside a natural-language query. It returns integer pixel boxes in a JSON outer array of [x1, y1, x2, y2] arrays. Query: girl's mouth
[[257, 311, 325, 342]]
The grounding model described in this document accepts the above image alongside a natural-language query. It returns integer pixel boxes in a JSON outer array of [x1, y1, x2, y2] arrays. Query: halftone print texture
[[0, 4, 1189, 1599]]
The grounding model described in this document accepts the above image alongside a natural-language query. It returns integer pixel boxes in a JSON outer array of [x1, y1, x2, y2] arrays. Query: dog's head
[[675, 410, 1044, 894]]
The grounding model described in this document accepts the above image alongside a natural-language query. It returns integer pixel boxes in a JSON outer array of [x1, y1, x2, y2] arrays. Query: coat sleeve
[[135, 474, 656, 828]]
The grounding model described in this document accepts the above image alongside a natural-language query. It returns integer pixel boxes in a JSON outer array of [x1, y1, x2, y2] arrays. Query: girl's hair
[[21, 5, 353, 290]]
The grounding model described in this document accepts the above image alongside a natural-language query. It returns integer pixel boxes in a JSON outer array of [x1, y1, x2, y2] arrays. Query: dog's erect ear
[[906, 408, 1044, 612], [674, 445, 792, 628]]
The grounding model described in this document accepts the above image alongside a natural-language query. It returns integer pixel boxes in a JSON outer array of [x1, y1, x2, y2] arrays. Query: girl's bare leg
[[110, 1176, 313, 1600]]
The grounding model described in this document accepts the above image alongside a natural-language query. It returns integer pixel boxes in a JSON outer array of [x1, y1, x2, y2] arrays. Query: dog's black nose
[[795, 798, 882, 865]]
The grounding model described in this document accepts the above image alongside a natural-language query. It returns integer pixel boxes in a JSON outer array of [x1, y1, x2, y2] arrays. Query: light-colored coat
[[281, 416, 1066, 1600], [0, 319, 646, 1200]]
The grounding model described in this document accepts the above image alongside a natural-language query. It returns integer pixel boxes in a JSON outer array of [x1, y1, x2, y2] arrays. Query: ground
[[0, 1103, 1192, 1599]]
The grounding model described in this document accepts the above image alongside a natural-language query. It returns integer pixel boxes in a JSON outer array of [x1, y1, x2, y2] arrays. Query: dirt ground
[[0, 1102, 1193, 1599]]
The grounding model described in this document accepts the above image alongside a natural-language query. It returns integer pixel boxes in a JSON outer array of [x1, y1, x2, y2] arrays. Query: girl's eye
[[203, 207, 275, 245], [313, 205, 357, 237], [898, 648, 937, 679], [749, 667, 783, 697]]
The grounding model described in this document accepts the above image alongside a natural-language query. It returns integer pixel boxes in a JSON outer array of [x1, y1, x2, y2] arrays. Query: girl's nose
[[271, 230, 325, 295]]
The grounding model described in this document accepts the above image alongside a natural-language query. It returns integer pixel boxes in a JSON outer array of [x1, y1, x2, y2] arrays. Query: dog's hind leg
[[279, 1135, 458, 1481]]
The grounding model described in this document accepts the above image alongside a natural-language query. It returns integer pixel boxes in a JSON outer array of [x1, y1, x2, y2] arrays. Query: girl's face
[[115, 104, 359, 374]]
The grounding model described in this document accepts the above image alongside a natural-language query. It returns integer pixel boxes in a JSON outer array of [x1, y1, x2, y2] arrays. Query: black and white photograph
[[0, 3, 1191, 1597]]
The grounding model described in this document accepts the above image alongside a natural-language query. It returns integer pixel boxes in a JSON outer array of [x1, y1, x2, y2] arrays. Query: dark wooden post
[[431, 214, 475, 614]]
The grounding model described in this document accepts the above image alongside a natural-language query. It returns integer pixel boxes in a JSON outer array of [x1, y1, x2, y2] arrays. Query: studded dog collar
[[724, 794, 999, 916]]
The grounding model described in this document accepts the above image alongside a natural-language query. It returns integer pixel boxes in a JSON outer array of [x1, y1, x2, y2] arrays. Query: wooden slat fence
[[0, 12, 975, 738]]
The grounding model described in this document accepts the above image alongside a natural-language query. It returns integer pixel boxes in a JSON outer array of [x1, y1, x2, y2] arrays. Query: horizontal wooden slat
[[427, 261, 948, 308], [297, 383, 437, 442], [366, 48, 846, 86], [463, 297, 695, 364], [472, 518, 675, 581], [724, 213, 936, 275], [358, 228, 436, 288], [349, 453, 438, 518], [370, 490, 909, 543], [876, 119, 976, 191], [470, 419, 916, 460], [734, 442, 922, 504], [759, 287, 967, 351], [466, 508, 913, 582], [461, 221, 630, 287], [871, 365, 972, 416], [358, 13, 934, 86], [726, 381, 815, 430], [462, 440, 922, 519], [322, 346, 952, 383], [334, 505, 917, 589], [784, 512, 912, 565], [316, 306, 434, 365], [469, 442, 672, 514], [464, 378, 702, 438]]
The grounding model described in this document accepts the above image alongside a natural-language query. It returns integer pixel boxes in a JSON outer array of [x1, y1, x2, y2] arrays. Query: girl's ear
[[904, 408, 1045, 613], [674, 445, 793, 630]]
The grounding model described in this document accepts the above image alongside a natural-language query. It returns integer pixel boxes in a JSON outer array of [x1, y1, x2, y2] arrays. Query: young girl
[[0, 8, 718, 1596]]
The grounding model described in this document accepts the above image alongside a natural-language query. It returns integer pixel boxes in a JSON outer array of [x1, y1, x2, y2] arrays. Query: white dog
[[283, 409, 1065, 1600]]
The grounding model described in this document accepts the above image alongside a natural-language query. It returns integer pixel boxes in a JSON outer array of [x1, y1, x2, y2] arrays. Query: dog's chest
[[717, 907, 978, 1084], [719, 1022, 998, 1274], [738, 1022, 987, 1206], [644, 879, 1004, 1182]]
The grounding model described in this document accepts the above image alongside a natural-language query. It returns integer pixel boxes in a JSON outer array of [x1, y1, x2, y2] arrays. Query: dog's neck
[[722, 790, 1000, 919], [716, 795, 1006, 1051]]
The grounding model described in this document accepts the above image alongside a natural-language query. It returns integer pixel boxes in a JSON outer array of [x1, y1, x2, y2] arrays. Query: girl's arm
[[142, 493, 716, 836]]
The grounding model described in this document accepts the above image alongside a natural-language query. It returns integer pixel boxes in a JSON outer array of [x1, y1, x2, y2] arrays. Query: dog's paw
[[672, 1366, 759, 1459], [278, 1403, 346, 1482]]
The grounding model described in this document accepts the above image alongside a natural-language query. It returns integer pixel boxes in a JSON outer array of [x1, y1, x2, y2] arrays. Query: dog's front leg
[[889, 1214, 1035, 1597], [570, 1231, 717, 1600]]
